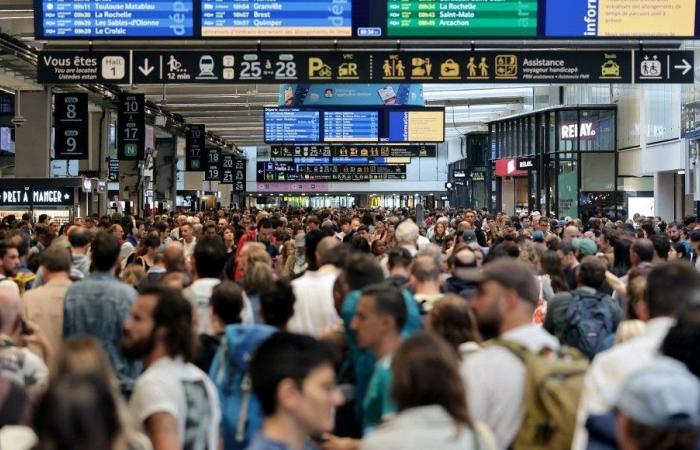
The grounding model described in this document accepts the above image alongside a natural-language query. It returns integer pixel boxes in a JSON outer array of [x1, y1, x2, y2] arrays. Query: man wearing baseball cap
[[460, 258, 560, 450], [616, 357, 700, 450]]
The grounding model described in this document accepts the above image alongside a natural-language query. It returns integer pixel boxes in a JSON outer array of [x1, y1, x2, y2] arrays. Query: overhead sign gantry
[[38, 50, 695, 85]]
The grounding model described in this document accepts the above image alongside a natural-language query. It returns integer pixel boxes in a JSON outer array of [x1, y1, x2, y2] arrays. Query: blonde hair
[[615, 320, 647, 345], [240, 242, 274, 293], [120, 264, 145, 287], [51, 337, 151, 450]]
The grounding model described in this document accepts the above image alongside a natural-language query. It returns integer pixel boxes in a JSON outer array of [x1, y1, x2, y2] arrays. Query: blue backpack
[[563, 291, 615, 360], [209, 324, 276, 450]]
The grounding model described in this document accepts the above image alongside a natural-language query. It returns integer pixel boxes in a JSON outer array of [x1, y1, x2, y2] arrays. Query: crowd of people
[[0, 207, 699, 450]]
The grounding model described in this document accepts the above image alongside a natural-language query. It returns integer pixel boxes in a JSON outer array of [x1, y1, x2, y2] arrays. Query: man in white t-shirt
[[287, 236, 342, 337], [123, 284, 220, 450], [0, 285, 49, 393]]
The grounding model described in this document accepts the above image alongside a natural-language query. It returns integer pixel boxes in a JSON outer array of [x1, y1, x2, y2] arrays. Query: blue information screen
[[323, 111, 379, 142], [264, 109, 321, 143], [38, 0, 194, 38], [387, 111, 409, 142], [201, 0, 352, 37]]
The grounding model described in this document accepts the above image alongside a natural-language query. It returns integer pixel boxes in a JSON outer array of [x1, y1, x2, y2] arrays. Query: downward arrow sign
[[138, 58, 155, 77], [674, 59, 692, 75]]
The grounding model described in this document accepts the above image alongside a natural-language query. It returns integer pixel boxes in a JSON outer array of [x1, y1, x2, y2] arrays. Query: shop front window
[[546, 156, 556, 215], [558, 159, 578, 218], [579, 109, 615, 151], [548, 112, 556, 153], [581, 153, 615, 191], [558, 110, 579, 152]]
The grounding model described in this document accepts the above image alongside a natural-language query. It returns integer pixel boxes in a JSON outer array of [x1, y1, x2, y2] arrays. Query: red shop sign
[[495, 158, 528, 177]]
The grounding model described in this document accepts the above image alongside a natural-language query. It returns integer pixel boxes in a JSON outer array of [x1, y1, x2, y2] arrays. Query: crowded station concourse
[[5, 0, 700, 449], [0, 208, 698, 450]]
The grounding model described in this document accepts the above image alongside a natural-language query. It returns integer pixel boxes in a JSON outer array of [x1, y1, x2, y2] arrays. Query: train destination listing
[[201, 0, 352, 37], [38, 0, 194, 38]]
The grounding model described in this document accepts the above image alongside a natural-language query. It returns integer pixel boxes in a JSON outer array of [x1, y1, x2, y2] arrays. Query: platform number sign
[[204, 148, 221, 181], [185, 124, 205, 171], [54, 93, 88, 160], [220, 154, 235, 184], [234, 158, 246, 192], [117, 93, 145, 160]]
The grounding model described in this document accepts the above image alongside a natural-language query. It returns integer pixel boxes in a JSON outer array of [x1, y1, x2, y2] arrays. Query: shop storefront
[[0, 178, 82, 223], [488, 105, 618, 220], [448, 132, 490, 210]]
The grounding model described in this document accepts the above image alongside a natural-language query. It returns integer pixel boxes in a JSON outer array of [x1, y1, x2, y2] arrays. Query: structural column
[[14, 89, 52, 177]]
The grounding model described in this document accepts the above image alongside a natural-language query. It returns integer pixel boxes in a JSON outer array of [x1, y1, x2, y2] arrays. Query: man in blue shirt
[[246, 332, 342, 450], [62, 231, 141, 394]]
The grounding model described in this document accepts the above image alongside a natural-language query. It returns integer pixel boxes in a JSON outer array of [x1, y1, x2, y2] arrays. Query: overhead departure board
[[264, 109, 321, 143], [386, 0, 538, 37], [387, 110, 444, 143], [257, 161, 407, 182], [201, 0, 352, 37], [545, 0, 697, 37], [323, 111, 379, 142], [35, 0, 195, 38]]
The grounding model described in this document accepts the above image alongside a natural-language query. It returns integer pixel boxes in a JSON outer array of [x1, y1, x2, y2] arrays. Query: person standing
[[0, 241, 20, 296], [122, 284, 220, 450], [62, 232, 140, 394], [21, 246, 73, 360], [461, 259, 561, 450]]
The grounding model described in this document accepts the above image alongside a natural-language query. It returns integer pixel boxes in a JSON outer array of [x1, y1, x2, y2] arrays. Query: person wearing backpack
[[209, 278, 298, 450], [461, 258, 588, 450], [544, 256, 623, 359], [245, 332, 343, 450]]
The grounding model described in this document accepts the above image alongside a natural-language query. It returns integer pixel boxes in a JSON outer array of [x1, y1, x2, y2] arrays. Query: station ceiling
[[0, 0, 681, 147]]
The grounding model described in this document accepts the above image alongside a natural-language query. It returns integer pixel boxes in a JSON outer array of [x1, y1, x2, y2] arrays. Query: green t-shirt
[[362, 356, 395, 434]]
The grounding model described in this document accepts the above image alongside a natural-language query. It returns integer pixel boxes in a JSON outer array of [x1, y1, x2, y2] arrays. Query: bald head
[[563, 225, 581, 240], [453, 248, 476, 267], [163, 241, 186, 272], [0, 286, 20, 335], [316, 236, 340, 266], [412, 255, 440, 283]]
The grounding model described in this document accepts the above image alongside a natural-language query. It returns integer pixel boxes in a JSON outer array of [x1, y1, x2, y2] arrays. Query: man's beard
[[122, 329, 157, 361], [474, 306, 503, 340]]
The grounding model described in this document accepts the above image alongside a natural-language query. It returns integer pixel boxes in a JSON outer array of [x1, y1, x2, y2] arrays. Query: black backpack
[[563, 291, 615, 360]]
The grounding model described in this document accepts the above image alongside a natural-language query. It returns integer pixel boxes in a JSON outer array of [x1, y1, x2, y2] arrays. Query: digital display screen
[[264, 109, 321, 143], [266, 107, 444, 144], [323, 111, 379, 142], [545, 0, 697, 37], [386, 0, 538, 37], [201, 0, 352, 37], [257, 161, 406, 181], [36, 0, 195, 38], [0, 128, 14, 154], [387, 110, 444, 143], [34, 0, 700, 40]]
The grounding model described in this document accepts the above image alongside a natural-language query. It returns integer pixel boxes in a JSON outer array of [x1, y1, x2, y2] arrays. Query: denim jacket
[[62, 271, 141, 392]]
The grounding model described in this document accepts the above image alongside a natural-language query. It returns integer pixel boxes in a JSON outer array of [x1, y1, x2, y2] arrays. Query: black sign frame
[[204, 148, 221, 181], [0, 186, 75, 207], [517, 157, 538, 171], [233, 158, 246, 192], [257, 161, 406, 182], [185, 124, 205, 171], [40, 50, 651, 85], [117, 93, 145, 160], [634, 51, 695, 84], [54, 93, 89, 160], [108, 159, 120, 182], [270, 144, 436, 158], [220, 154, 235, 184]]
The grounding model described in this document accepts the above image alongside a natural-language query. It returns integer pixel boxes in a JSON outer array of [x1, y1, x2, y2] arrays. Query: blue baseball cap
[[615, 357, 700, 430]]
